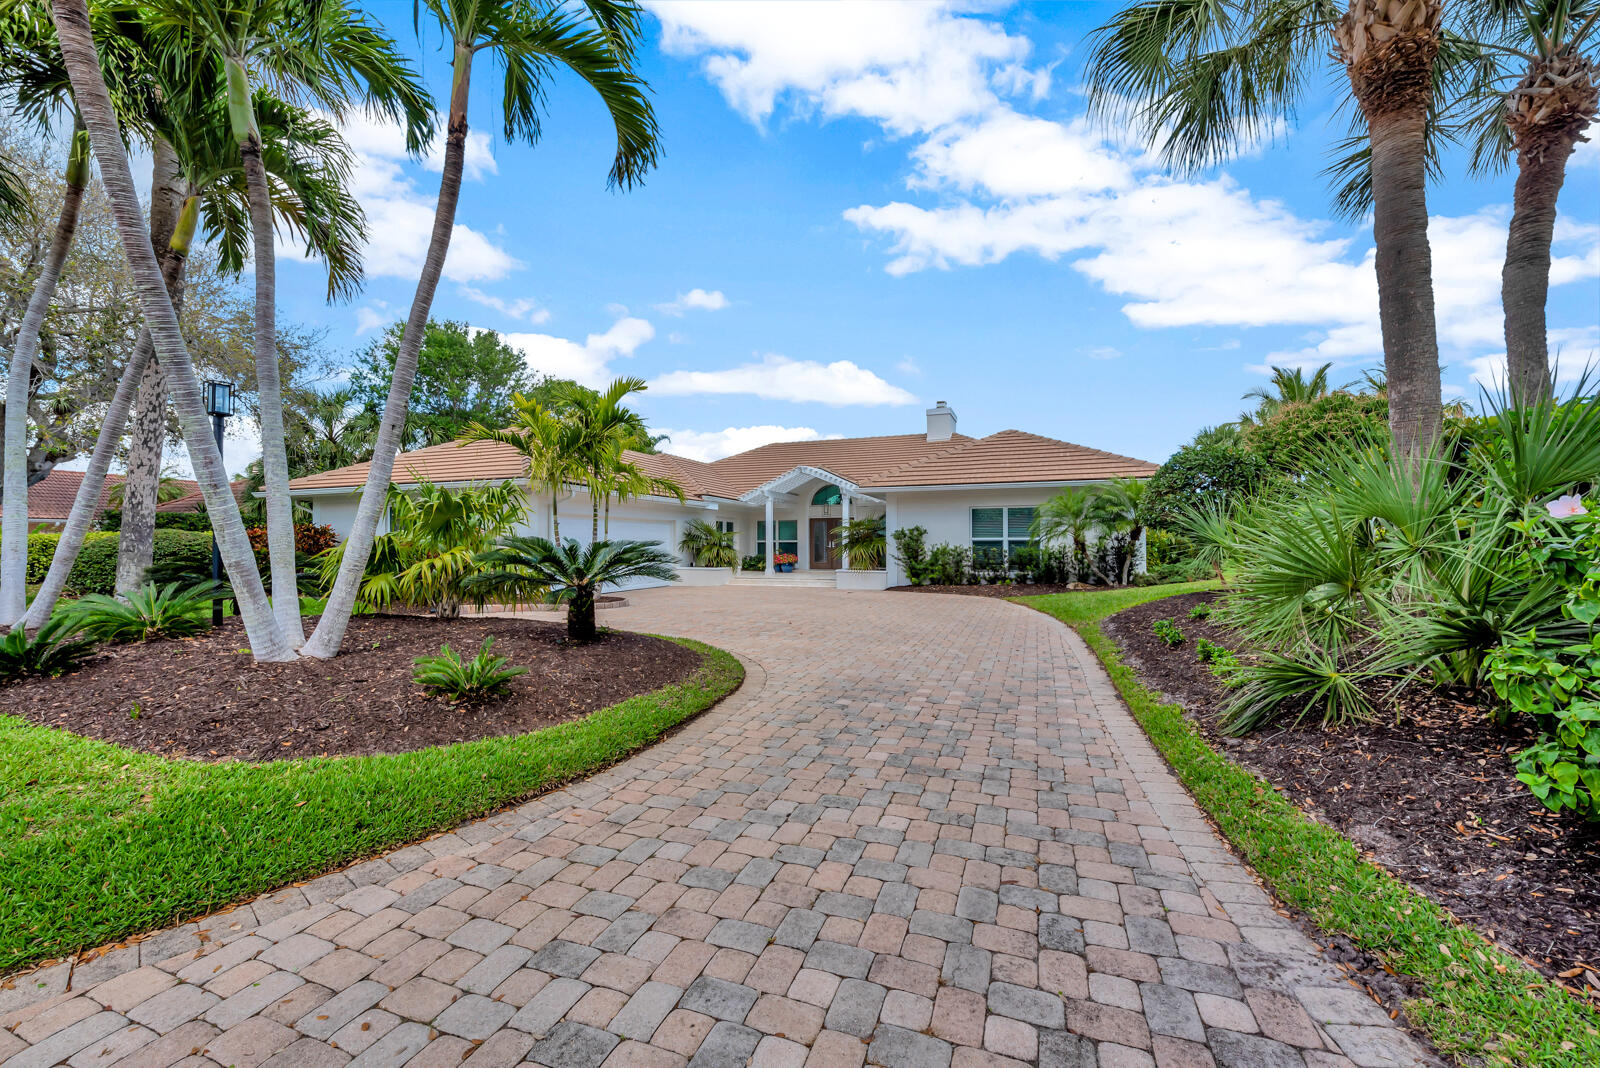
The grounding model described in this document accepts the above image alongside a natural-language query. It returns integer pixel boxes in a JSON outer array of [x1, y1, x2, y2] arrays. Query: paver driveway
[[2, 587, 1429, 1068]]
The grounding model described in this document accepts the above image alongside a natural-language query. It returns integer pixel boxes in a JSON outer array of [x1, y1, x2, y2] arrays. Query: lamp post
[[203, 381, 235, 626]]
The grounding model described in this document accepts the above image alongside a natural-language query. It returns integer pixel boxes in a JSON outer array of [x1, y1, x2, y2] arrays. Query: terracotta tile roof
[[156, 479, 249, 513], [864, 430, 1158, 486], [285, 428, 1155, 500], [28, 470, 122, 521], [286, 438, 730, 500], [703, 433, 976, 495]]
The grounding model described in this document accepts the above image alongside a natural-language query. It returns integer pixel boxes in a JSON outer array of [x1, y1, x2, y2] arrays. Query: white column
[[765, 493, 775, 575], [798, 501, 811, 571], [840, 491, 851, 570]]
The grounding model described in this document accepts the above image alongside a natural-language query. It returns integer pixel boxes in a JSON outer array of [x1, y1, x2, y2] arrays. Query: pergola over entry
[[738, 465, 882, 574]]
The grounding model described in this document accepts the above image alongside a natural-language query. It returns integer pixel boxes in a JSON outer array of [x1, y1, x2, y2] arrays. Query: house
[[25, 470, 203, 530], [286, 401, 1158, 588]]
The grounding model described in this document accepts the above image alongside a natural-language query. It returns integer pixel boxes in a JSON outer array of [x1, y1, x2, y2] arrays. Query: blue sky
[[266, 0, 1600, 469]]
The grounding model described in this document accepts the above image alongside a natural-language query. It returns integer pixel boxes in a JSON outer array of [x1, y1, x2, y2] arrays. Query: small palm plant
[[413, 637, 526, 701], [830, 517, 887, 570], [679, 520, 738, 569], [0, 615, 98, 683], [67, 581, 223, 643], [466, 537, 678, 641]]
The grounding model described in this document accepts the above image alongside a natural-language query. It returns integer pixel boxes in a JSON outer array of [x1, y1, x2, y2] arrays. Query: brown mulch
[[0, 615, 701, 763], [1103, 591, 1600, 993], [889, 582, 1097, 598]]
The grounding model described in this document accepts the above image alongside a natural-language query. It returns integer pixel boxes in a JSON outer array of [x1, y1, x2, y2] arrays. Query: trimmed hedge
[[27, 529, 213, 594], [97, 511, 212, 532]]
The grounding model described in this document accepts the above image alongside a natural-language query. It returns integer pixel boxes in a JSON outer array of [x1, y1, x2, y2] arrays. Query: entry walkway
[[1, 588, 1427, 1067]]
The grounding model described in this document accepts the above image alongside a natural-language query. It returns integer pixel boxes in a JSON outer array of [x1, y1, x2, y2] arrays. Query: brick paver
[[1, 588, 1431, 1067]]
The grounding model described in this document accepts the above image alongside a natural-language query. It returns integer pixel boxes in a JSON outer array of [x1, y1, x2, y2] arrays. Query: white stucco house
[[286, 401, 1157, 589]]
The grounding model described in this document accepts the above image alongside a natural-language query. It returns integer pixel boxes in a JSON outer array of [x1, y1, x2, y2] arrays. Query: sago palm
[[1086, 0, 1450, 468], [306, 0, 660, 659], [466, 536, 678, 641]]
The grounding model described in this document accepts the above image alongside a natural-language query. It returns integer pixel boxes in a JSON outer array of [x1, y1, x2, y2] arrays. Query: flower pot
[[778, 563, 793, 572]]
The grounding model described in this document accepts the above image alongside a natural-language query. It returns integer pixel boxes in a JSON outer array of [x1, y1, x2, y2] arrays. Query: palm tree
[[1470, 0, 1598, 401], [679, 520, 738, 568], [149, 0, 432, 645], [47, 0, 295, 659], [466, 536, 677, 641], [1032, 487, 1097, 580], [550, 377, 678, 540], [830, 517, 887, 570], [1241, 362, 1340, 423], [1089, 477, 1150, 586], [305, 0, 660, 660], [460, 393, 583, 541], [1086, 0, 1448, 468]]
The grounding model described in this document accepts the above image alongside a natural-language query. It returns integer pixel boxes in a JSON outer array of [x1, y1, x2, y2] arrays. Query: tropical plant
[[307, 0, 660, 660], [0, 614, 97, 683], [1138, 442, 1277, 530], [1085, 0, 1450, 465], [556, 377, 683, 540], [1032, 487, 1095, 577], [316, 479, 525, 618], [413, 636, 527, 701], [740, 554, 766, 572], [1173, 500, 1235, 583], [65, 581, 223, 643], [1240, 362, 1341, 423], [830, 516, 887, 570], [1189, 602, 1213, 620], [891, 524, 930, 584], [1151, 619, 1186, 647], [466, 537, 678, 641], [1241, 390, 1391, 474], [1089, 477, 1150, 586], [679, 520, 738, 569]]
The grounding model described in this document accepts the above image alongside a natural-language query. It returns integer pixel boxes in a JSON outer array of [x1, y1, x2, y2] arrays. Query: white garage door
[[584, 518, 678, 590]]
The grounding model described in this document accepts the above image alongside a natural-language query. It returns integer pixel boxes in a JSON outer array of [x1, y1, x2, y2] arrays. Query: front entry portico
[[738, 464, 880, 576]]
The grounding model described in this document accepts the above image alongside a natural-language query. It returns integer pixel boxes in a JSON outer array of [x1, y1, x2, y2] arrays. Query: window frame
[[970, 505, 1036, 562]]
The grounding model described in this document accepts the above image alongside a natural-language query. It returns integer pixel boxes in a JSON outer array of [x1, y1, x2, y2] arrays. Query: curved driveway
[[1, 588, 1426, 1068]]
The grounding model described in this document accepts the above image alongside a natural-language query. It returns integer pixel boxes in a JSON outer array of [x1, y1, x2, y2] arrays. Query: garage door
[[579, 518, 678, 590]]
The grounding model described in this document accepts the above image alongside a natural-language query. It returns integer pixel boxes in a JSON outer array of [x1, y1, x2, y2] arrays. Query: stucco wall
[[884, 485, 1068, 586]]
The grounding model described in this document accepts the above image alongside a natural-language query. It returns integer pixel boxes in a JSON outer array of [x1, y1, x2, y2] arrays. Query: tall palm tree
[[149, 0, 432, 645], [1086, 0, 1448, 468], [1240, 362, 1341, 424], [1469, 0, 1598, 401], [304, 0, 660, 660], [47, 0, 295, 659], [557, 377, 678, 540], [459, 393, 583, 541]]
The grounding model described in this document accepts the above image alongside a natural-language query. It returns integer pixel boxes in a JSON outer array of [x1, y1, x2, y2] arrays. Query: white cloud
[[650, 353, 917, 405], [503, 316, 655, 387], [656, 424, 842, 461], [656, 288, 731, 315], [895, 355, 922, 376], [460, 286, 551, 323], [1082, 346, 1122, 360], [354, 305, 389, 335]]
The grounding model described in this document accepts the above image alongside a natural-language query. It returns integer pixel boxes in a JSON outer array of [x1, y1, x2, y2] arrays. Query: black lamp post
[[203, 381, 234, 626]]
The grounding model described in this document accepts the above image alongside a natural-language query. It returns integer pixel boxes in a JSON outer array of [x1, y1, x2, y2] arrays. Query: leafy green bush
[[413, 637, 527, 700], [97, 512, 212, 533], [0, 617, 98, 684], [66, 582, 221, 643], [1242, 391, 1389, 475], [891, 525, 929, 584], [1151, 619, 1185, 646], [1194, 637, 1240, 680], [26, 530, 213, 594], [739, 555, 766, 572], [1188, 602, 1213, 620], [925, 543, 973, 585], [680, 520, 738, 568], [1138, 441, 1278, 529]]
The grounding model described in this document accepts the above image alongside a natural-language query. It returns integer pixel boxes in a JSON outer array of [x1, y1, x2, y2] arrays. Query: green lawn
[[0, 638, 742, 973], [1017, 583, 1600, 1068]]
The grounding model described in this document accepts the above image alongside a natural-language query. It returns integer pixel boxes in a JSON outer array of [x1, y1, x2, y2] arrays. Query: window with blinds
[[971, 506, 1036, 561]]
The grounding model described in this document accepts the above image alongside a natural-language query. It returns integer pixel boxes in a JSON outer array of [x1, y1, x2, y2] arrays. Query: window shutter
[[971, 508, 1003, 539]]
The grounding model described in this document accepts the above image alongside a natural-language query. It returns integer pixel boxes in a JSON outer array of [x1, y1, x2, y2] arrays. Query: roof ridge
[[707, 431, 973, 468], [861, 433, 990, 482]]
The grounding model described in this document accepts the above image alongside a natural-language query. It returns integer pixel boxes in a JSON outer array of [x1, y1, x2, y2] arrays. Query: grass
[[0, 637, 742, 973], [1016, 582, 1600, 1067]]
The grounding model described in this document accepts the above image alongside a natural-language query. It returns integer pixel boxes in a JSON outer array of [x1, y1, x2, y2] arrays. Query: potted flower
[[773, 552, 798, 572]]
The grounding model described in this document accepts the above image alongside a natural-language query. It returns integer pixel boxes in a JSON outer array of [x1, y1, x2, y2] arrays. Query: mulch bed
[[1103, 591, 1600, 995], [890, 582, 1097, 598], [0, 615, 701, 762]]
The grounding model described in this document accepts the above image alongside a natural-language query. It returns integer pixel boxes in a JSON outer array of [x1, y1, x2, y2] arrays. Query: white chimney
[[926, 400, 957, 443]]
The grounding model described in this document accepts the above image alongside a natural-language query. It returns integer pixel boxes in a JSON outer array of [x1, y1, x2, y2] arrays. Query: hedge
[[97, 511, 212, 532], [26, 529, 213, 595]]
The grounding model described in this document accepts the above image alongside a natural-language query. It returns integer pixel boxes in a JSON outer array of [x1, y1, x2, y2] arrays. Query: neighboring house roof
[[156, 479, 249, 513], [28, 470, 123, 521], [286, 428, 1156, 499], [865, 430, 1157, 487]]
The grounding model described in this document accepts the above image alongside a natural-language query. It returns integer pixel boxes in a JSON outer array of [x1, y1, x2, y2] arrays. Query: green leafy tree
[[353, 320, 540, 449], [1243, 391, 1391, 474], [1139, 442, 1279, 530]]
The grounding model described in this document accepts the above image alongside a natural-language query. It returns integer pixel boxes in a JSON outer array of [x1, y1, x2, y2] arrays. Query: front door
[[810, 518, 842, 569]]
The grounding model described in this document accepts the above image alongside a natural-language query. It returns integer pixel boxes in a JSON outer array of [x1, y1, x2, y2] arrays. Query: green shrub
[[66, 582, 220, 643], [1195, 637, 1240, 680], [1188, 602, 1212, 620], [1138, 441, 1279, 529], [1151, 619, 1185, 646], [740, 555, 766, 572], [413, 637, 527, 700], [0, 616, 98, 684], [925, 543, 973, 585], [891, 525, 929, 584], [97, 512, 211, 532], [26, 529, 213, 594]]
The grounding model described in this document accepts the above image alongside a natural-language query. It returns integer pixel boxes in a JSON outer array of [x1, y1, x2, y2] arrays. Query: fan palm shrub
[[466, 537, 678, 641], [413, 637, 526, 700], [831, 517, 887, 570], [315, 479, 525, 617], [679, 520, 738, 569], [66, 581, 224, 643]]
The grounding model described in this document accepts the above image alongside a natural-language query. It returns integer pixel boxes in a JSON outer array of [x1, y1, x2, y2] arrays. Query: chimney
[[925, 400, 957, 443]]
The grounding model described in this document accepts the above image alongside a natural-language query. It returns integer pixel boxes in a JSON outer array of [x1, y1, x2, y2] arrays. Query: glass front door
[[810, 518, 842, 569]]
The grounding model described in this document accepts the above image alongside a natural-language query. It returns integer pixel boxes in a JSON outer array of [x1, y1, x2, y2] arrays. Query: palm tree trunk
[[302, 41, 474, 659], [568, 587, 596, 641], [552, 493, 560, 541], [1368, 106, 1443, 468], [115, 142, 185, 596], [1502, 128, 1584, 404], [240, 130, 302, 643], [1, 121, 89, 623], [50, 0, 293, 661]]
